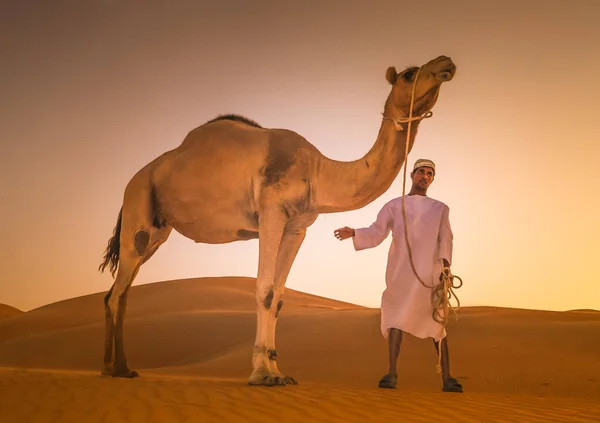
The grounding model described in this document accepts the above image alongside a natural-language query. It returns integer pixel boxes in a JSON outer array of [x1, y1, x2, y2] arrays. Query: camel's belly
[[155, 184, 260, 244], [175, 226, 258, 244], [168, 208, 259, 244]]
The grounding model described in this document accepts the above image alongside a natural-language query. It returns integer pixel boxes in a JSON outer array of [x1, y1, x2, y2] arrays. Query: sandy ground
[[1, 276, 599, 422]]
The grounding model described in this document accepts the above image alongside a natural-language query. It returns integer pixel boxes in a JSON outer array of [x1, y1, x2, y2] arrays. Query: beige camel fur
[[99, 55, 456, 385]]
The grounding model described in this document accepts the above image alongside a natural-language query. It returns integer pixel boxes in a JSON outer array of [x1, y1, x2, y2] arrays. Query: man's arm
[[351, 204, 393, 251], [333, 203, 393, 250]]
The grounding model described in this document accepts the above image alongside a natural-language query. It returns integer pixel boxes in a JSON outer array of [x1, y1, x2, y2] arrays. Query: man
[[333, 158, 462, 393]]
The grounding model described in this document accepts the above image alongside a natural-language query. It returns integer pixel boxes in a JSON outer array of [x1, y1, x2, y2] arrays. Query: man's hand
[[440, 259, 452, 281], [334, 226, 355, 241]]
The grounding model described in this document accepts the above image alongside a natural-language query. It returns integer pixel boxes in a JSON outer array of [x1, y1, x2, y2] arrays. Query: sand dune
[[569, 309, 600, 314], [1, 276, 599, 422], [0, 304, 22, 320]]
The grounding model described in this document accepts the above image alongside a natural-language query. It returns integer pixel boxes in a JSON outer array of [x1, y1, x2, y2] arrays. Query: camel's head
[[384, 55, 456, 120]]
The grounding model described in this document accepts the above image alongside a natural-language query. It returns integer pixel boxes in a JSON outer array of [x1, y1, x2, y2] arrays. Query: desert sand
[[0, 276, 598, 422]]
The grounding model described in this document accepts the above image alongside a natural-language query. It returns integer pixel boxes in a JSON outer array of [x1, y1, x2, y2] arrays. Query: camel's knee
[[275, 299, 284, 318], [107, 280, 130, 315], [108, 290, 130, 324], [256, 287, 284, 317], [259, 287, 274, 310], [107, 293, 120, 318]]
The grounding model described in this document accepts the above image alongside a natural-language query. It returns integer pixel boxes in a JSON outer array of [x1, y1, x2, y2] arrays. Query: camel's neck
[[314, 119, 419, 213]]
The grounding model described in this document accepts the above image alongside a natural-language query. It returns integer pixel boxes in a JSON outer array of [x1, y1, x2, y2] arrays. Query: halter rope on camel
[[387, 66, 463, 375]]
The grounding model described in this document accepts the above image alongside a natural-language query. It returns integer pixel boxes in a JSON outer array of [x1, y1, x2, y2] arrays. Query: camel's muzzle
[[435, 62, 456, 82]]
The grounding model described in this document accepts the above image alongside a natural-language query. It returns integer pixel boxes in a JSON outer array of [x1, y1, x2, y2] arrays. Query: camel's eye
[[402, 68, 417, 81]]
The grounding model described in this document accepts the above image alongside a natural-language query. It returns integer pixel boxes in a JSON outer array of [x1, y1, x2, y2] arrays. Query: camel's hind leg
[[101, 185, 172, 377], [104, 227, 171, 377], [102, 285, 115, 375], [105, 249, 144, 377]]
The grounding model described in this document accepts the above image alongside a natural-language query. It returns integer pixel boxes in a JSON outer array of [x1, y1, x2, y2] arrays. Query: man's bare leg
[[433, 337, 463, 392], [388, 328, 403, 375], [433, 337, 450, 382], [379, 328, 403, 388]]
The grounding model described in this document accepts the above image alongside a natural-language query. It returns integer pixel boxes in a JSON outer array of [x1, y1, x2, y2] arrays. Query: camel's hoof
[[248, 376, 285, 386], [281, 376, 298, 385], [112, 369, 139, 378], [248, 372, 288, 386], [100, 367, 113, 376]]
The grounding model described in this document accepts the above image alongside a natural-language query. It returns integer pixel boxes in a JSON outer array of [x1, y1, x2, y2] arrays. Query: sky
[[1, 0, 599, 312]]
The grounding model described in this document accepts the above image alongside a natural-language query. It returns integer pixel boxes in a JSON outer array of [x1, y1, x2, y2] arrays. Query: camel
[[98, 55, 456, 385]]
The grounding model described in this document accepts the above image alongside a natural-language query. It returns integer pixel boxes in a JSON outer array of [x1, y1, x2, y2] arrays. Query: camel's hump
[[203, 114, 262, 129]]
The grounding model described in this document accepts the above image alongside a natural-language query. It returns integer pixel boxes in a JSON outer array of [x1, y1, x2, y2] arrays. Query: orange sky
[[1, 0, 599, 312]]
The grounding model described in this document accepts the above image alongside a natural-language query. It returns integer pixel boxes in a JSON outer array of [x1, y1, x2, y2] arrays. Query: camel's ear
[[386, 67, 398, 85]]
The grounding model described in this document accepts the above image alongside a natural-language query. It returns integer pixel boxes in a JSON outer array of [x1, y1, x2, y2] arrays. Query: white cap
[[413, 158, 435, 173]]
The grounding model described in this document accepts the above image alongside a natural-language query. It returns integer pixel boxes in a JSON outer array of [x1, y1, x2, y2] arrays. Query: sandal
[[442, 377, 463, 393], [378, 373, 397, 389]]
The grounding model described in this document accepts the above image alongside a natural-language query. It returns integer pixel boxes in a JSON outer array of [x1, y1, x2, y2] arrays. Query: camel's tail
[[98, 208, 122, 278]]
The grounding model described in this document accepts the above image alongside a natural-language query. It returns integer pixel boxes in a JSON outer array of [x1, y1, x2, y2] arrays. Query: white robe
[[353, 195, 453, 341]]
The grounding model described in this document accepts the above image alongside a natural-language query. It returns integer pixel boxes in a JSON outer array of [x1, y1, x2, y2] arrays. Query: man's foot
[[378, 373, 397, 389], [442, 377, 463, 393]]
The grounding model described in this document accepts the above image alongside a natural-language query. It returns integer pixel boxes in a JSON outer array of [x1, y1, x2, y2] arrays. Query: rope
[[396, 66, 463, 374]]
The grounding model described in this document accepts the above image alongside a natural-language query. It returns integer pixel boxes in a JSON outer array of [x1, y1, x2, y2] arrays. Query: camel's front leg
[[248, 209, 286, 386], [264, 228, 306, 385]]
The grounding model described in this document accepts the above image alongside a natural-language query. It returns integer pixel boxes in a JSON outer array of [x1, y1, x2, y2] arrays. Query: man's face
[[411, 166, 435, 190]]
